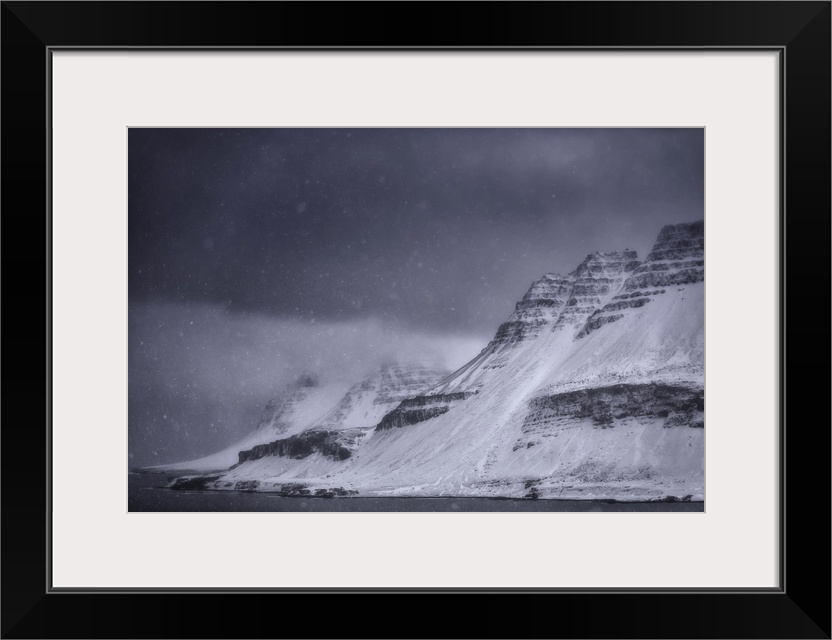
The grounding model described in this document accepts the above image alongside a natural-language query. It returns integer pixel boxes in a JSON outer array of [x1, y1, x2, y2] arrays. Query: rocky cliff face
[[376, 391, 476, 430], [555, 251, 640, 331], [236, 429, 354, 464], [490, 273, 575, 345], [488, 250, 640, 348], [578, 221, 704, 338], [521, 383, 704, 440]]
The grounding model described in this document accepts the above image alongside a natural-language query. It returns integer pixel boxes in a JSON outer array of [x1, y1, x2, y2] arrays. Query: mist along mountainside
[[147, 221, 705, 502]]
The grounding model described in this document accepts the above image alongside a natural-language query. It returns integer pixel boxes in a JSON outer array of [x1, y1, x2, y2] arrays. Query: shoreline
[[142, 486, 703, 505], [132, 471, 703, 505]]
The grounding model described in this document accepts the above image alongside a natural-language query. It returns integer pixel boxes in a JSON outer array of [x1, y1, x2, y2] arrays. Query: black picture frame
[[2, 2, 829, 638]]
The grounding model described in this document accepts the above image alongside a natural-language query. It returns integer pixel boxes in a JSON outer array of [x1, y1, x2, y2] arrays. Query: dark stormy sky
[[129, 128, 703, 467]]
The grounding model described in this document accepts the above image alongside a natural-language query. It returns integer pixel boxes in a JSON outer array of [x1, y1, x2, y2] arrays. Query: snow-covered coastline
[[145, 222, 705, 503]]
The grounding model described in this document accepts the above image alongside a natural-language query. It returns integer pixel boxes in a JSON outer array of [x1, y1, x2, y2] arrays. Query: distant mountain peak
[[645, 220, 704, 263], [578, 221, 703, 338], [292, 372, 320, 388]]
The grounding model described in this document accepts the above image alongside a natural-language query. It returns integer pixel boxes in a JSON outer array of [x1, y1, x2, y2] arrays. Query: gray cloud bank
[[129, 128, 704, 336]]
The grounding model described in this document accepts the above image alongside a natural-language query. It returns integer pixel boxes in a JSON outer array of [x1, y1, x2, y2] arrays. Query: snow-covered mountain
[[149, 364, 448, 473], [168, 222, 705, 501]]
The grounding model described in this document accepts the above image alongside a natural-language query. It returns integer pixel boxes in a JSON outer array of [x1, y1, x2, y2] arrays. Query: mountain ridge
[[162, 221, 705, 501]]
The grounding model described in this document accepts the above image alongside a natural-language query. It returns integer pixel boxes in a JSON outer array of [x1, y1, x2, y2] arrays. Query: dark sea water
[[129, 474, 703, 512]]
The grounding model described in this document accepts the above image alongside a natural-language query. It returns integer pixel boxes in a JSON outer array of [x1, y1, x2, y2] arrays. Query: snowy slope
[[310, 362, 450, 432], [430, 250, 640, 395], [151, 364, 447, 473], [147, 374, 348, 473], [181, 222, 705, 501]]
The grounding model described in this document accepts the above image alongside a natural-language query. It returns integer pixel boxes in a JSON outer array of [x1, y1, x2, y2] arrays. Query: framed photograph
[[2, 2, 829, 638], [128, 126, 706, 514]]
